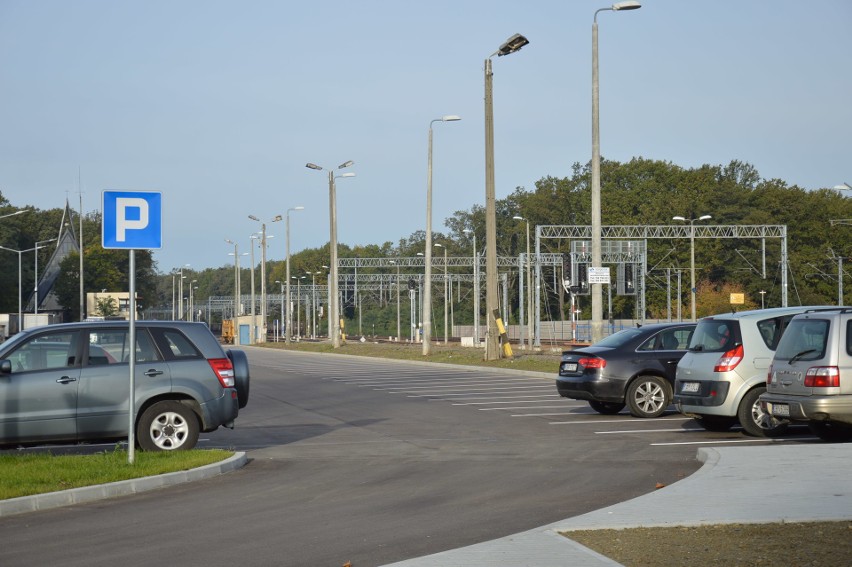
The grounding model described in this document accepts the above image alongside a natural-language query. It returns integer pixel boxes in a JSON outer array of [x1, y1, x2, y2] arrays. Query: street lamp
[[0, 244, 39, 328], [513, 215, 533, 349], [389, 260, 401, 340], [249, 214, 283, 343], [284, 206, 304, 344], [306, 160, 355, 348], [463, 228, 480, 344], [33, 238, 58, 315], [434, 243, 449, 345], [484, 33, 529, 360], [308, 270, 322, 339], [424, 115, 461, 355], [591, 0, 641, 344], [225, 239, 242, 326], [188, 280, 198, 321], [0, 210, 25, 221], [834, 183, 851, 190], [673, 214, 712, 321], [291, 275, 306, 337]]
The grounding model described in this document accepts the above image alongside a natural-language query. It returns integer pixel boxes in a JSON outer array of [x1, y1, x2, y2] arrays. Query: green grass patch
[[260, 340, 562, 374], [0, 448, 233, 500]]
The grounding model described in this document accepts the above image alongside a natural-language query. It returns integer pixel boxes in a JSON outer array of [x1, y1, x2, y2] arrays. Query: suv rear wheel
[[589, 400, 625, 415], [809, 421, 852, 443], [138, 401, 200, 451], [738, 386, 788, 437], [626, 376, 670, 418]]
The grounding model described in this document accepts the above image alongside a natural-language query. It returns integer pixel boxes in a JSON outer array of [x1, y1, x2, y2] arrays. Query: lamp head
[[698, 215, 713, 221], [338, 160, 354, 169], [613, 1, 641, 10], [306, 163, 322, 171], [339, 173, 356, 178], [497, 33, 529, 57], [442, 115, 461, 122], [672, 216, 686, 221], [248, 214, 260, 221]]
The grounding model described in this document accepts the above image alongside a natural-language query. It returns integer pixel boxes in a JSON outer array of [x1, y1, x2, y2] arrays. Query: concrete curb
[[0, 451, 248, 517]]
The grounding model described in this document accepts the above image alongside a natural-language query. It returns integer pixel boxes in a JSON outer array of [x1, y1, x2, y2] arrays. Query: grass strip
[[0, 448, 233, 500]]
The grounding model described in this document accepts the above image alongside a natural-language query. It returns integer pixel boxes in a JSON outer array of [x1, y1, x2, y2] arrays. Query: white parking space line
[[549, 417, 693, 425], [341, 376, 522, 386], [420, 394, 559, 402], [476, 405, 573, 410], [510, 412, 580, 417], [379, 381, 546, 391], [388, 386, 554, 395], [595, 428, 699, 434], [651, 438, 794, 446]]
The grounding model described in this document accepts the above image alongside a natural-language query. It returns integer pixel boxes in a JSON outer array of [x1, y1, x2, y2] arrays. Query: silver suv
[[760, 309, 852, 442], [0, 321, 250, 451], [674, 307, 836, 437]]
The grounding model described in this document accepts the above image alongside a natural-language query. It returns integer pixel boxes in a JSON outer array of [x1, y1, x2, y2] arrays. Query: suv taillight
[[578, 357, 606, 369], [208, 358, 236, 388], [714, 344, 744, 372], [805, 367, 840, 388]]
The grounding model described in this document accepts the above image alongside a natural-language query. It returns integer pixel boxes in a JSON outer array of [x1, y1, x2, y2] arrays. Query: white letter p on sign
[[116, 198, 149, 242]]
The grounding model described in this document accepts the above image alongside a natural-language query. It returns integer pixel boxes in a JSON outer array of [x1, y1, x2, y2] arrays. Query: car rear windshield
[[774, 319, 829, 362], [688, 320, 741, 353], [594, 328, 646, 348]]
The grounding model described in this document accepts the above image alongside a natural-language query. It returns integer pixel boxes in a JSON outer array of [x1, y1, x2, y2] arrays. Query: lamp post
[[283, 206, 304, 344], [424, 115, 461, 355], [308, 270, 321, 339], [463, 229, 480, 345], [513, 215, 533, 349], [33, 238, 58, 315], [188, 280, 197, 321], [225, 239, 242, 327], [591, 1, 641, 344], [434, 243, 449, 344], [306, 160, 355, 348], [759, 289, 766, 309], [177, 263, 190, 320], [484, 33, 529, 360], [673, 214, 712, 321], [292, 275, 306, 337], [0, 244, 38, 328], [390, 260, 401, 340], [249, 214, 283, 343]]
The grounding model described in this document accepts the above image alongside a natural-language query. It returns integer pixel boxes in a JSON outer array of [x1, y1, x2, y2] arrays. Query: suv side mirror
[[0, 359, 10, 374]]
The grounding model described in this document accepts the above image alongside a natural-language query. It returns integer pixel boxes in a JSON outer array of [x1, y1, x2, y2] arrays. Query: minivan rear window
[[774, 319, 829, 362], [688, 320, 740, 353]]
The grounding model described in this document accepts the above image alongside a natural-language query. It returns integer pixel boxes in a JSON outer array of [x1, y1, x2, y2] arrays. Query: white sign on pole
[[588, 266, 611, 284]]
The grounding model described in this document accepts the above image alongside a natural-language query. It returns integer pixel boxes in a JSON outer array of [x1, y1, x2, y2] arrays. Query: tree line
[[1, 158, 848, 331]]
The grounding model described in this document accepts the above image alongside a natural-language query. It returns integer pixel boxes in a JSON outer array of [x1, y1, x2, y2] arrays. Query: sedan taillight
[[208, 358, 235, 388], [578, 357, 606, 369]]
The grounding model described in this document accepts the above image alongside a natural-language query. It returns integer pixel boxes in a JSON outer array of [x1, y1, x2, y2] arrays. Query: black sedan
[[556, 323, 696, 418]]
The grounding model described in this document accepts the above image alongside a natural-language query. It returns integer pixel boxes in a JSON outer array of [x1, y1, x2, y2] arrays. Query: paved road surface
[[0, 348, 811, 566]]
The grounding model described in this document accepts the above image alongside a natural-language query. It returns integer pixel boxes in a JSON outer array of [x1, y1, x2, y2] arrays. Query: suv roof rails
[[803, 307, 852, 314]]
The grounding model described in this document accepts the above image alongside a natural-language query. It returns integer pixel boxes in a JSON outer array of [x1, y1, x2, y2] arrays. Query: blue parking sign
[[102, 191, 162, 249]]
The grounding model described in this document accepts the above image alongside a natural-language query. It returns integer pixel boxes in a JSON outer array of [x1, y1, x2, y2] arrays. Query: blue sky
[[1, 0, 850, 272]]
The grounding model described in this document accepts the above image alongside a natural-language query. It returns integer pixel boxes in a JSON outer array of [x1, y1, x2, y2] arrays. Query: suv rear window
[[688, 320, 740, 353], [774, 319, 829, 362]]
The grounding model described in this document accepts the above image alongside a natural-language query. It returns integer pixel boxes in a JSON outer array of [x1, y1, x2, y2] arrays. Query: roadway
[[0, 347, 813, 566]]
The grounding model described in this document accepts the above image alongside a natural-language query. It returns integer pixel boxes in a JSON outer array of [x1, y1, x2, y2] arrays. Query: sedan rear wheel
[[626, 376, 670, 418], [588, 400, 626, 415]]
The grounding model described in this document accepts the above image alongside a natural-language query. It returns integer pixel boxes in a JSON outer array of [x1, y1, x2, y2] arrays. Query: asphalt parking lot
[[0, 348, 820, 567]]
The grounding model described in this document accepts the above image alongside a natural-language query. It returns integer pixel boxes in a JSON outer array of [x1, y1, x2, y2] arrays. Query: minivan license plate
[[681, 382, 700, 394]]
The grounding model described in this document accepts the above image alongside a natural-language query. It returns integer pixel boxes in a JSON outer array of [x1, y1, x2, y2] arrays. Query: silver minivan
[[674, 306, 837, 437], [761, 309, 852, 442]]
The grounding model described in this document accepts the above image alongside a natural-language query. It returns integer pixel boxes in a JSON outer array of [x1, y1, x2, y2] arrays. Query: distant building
[[26, 200, 80, 319]]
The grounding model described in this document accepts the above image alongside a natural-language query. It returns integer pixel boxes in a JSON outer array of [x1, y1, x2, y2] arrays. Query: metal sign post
[[102, 191, 162, 464]]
